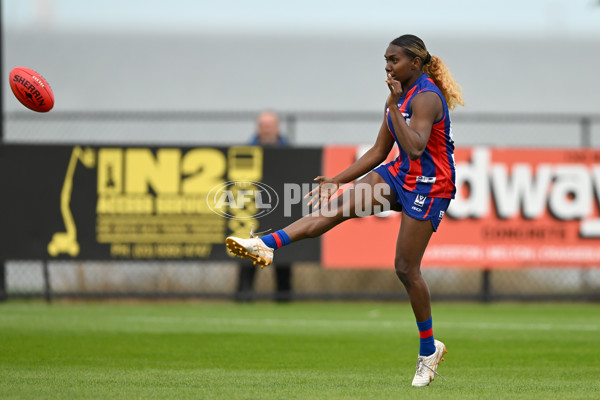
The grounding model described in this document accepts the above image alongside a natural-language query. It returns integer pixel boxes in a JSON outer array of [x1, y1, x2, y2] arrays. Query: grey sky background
[[5, 0, 600, 37]]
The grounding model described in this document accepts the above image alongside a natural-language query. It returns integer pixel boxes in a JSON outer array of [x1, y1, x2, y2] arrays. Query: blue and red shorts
[[374, 165, 451, 232]]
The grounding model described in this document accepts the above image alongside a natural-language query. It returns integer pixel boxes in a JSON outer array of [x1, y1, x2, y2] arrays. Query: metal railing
[[4, 110, 600, 146]]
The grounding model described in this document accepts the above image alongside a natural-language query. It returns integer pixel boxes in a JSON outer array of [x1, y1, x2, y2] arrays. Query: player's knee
[[394, 257, 419, 288], [394, 257, 410, 285]]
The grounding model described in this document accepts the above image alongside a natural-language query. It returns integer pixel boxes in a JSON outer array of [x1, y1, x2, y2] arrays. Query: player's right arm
[[306, 117, 394, 207], [330, 117, 394, 184]]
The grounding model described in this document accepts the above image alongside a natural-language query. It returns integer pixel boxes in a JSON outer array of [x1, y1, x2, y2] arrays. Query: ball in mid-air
[[9, 67, 54, 112]]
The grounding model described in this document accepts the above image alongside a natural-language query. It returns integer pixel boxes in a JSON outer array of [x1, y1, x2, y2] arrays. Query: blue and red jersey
[[385, 73, 456, 199]]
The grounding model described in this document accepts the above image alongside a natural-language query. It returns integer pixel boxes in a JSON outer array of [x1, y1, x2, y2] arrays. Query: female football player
[[227, 34, 463, 387]]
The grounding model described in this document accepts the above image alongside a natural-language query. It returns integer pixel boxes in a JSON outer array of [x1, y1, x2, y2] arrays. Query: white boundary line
[[121, 316, 600, 332]]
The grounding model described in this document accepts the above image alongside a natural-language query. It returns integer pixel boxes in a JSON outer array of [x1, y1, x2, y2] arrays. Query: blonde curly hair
[[391, 34, 464, 110]]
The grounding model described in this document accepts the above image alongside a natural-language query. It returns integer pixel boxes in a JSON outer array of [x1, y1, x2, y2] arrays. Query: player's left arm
[[388, 91, 442, 160]]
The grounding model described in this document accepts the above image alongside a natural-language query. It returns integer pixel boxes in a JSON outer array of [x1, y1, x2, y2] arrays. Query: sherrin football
[[9, 67, 54, 112]]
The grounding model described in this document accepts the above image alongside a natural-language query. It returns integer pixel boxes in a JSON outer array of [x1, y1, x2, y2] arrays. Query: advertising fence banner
[[322, 146, 600, 268], [4, 144, 600, 269], [0, 145, 321, 263]]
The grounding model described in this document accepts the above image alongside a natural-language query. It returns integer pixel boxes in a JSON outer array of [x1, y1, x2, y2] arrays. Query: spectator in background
[[236, 111, 292, 302], [249, 111, 288, 146]]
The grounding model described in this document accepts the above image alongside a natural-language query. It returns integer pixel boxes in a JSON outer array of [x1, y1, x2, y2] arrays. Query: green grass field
[[1, 301, 599, 399]]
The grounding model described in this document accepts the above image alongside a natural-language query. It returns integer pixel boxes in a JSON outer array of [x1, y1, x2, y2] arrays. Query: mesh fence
[[5, 261, 600, 302], [2, 110, 600, 302]]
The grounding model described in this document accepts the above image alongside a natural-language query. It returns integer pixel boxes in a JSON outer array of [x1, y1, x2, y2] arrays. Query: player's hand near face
[[386, 73, 403, 109]]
